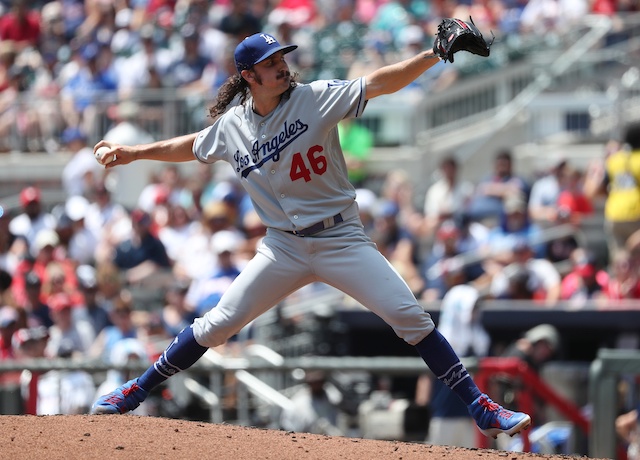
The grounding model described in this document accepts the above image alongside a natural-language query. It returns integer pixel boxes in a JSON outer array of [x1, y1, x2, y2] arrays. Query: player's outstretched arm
[[94, 133, 199, 168], [364, 49, 441, 100]]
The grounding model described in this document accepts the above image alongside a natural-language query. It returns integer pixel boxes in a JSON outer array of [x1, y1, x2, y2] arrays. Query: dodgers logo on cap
[[234, 33, 298, 73]]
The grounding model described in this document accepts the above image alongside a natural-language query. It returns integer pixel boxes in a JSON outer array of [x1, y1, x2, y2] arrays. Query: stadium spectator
[[0, 202, 20, 275], [104, 100, 155, 148], [527, 157, 568, 225], [19, 271, 52, 328], [45, 292, 95, 358], [9, 187, 56, 257], [585, 122, 640, 258], [494, 323, 561, 434], [158, 203, 197, 264], [186, 229, 244, 317], [484, 193, 545, 258], [112, 8, 142, 60], [0, 60, 45, 152], [11, 227, 80, 307], [556, 166, 594, 221], [421, 220, 482, 301], [0, 268, 13, 307], [467, 149, 529, 226], [543, 206, 582, 264], [63, 195, 98, 265], [217, 0, 262, 40], [74, 264, 110, 336], [94, 261, 123, 311], [519, 0, 588, 35], [84, 182, 130, 255], [280, 370, 344, 436], [137, 164, 190, 215], [560, 251, 609, 303], [0, 39, 17, 95], [416, 283, 490, 447], [161, 280, 197, 337], [0, 305, 19, 360], [59, 42, 118, 138], [40, 260, 82, 308], [61, 127, 104, 198], [489, 238, 561, 304], [112, 209, 171, 286], [368, 0, 427, 52], [37, 1, 67, 73], [15, 323, 96, 415], [380, 169, 418, 226], [114, 23, 174, 95], [173, 199, 240, 281], [0, 0, 41, 51], [89, 290, 137, 364], [422, 154, 474, 239], [606, 249, 640, 301], [165, 24, 209, 89], [371, 199, 424, 296]]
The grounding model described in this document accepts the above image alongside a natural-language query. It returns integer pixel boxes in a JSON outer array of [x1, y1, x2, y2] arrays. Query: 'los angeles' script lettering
[[234, 119, 308, 178]]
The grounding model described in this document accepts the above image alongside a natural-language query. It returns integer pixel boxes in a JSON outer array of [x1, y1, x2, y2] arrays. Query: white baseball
[[95, 146, 116, 165]]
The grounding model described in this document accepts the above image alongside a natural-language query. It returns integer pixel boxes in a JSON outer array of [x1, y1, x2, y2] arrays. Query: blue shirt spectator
[[113, 209, 171, 270]]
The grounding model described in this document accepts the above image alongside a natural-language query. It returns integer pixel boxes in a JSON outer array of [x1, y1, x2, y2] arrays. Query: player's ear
[[240, 69, 255, 84]]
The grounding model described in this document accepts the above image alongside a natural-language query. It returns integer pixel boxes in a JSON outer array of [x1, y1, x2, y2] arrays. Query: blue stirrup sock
[[414, 329, 482, 405], [138, 325, 208, 392]]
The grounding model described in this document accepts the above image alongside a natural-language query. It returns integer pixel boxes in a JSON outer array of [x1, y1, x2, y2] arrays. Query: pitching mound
[[0, 415, 606, 459]]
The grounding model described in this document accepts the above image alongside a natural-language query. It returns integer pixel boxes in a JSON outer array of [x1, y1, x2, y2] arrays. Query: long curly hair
[[208, 72, 299, 119]]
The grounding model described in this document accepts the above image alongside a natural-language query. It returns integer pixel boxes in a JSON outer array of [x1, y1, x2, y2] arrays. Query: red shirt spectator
[[0, 306, 19, 360], [607, 250, 640, 300], [12, 229, 82, 308], [560, 262, 609, 301], [0, 1, 41, 49]]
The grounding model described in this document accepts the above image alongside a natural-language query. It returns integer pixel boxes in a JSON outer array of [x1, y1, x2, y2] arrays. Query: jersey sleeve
[[192, 118, 226, 164], [310, 77, 367, 125]]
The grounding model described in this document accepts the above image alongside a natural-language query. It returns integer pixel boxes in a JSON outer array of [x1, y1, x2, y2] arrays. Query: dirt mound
[[0, 415, 606, 460]]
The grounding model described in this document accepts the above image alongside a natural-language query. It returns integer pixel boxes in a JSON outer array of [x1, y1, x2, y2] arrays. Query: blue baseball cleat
[[469, 394, 532, 439], [90, 378, 149, 415]]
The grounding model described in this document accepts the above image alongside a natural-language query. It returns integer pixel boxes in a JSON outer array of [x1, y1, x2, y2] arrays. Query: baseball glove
[[432, 16, 494, 63]]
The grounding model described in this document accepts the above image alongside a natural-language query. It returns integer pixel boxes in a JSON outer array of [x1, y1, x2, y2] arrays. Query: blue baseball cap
[[61, 126, 87, 144], [234, 33, 297, 73]]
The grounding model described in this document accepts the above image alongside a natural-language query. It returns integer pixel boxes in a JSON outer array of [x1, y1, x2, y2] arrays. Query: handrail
[[234, 369, 295, 412], [473, 357, 590, 452]]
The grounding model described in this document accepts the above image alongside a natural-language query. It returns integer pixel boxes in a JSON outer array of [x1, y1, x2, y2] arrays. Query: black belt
[[286, 213, 344, 237]]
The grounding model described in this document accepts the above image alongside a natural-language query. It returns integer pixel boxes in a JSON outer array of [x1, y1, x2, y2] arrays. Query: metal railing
[[0, 351, 613, 455]]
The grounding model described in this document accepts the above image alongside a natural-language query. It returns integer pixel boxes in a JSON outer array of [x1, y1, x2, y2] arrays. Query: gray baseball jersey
[[191, 77, 434, 348], [193, 78, 365, 231]]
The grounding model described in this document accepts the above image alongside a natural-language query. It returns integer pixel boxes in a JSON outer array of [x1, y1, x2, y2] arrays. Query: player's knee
[[192, 310, 247, 348], [387, 308, 435, 346]]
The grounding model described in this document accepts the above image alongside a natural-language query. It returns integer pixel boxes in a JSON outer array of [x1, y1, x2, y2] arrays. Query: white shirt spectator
[[490, 259, 561, 299], [424, 177, 474, 220], [10, 213, 57, 256], [62, 145, 104, 197], [438, 284, 490, 357]]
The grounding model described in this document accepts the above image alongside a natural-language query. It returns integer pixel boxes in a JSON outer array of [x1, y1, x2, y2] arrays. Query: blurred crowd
[[0, 120, 639, 415], [0, 0, 639, 437], [0, 0, 637, 152]]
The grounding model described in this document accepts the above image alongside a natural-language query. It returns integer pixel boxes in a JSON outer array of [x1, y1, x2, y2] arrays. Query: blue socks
[[414, 329, 482, 405], [138, 325, 208, 392]]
